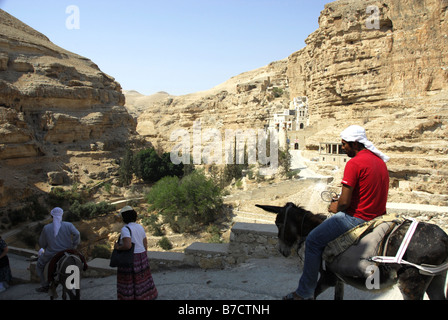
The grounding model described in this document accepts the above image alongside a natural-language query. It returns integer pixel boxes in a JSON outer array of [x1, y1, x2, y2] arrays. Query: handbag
[[109, 226, 135, 268]]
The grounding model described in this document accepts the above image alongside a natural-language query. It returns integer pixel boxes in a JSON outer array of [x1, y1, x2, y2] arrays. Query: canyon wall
[[0, 9, 138, 208], [286, 0, 448, 203], [134, 59, 290, 152]]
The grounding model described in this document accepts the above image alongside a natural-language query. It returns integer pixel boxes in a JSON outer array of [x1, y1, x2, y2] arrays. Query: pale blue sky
[[1, 0, 330, 96]]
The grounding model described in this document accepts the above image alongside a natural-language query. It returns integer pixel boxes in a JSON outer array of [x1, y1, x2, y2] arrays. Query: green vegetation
[[91, 243, 112, 259], [66, 200, 116, 222], [145, 170, 223, 233], [118, 146, 184, 186], [278, 145, 292, 178], [158, 237, 173, 250], [7, 197, 47, 226]]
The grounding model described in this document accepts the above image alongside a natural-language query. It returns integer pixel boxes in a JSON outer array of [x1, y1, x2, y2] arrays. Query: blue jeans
[[296, 212, 366, 299]]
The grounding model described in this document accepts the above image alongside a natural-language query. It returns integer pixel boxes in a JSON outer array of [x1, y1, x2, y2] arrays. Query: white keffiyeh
[[51, 207, 64, 236], [340, 125, 390, 163]]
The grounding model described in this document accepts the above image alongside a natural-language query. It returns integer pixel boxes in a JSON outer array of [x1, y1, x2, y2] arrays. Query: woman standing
[[115, 206, 158, 300], [0, 236, 12, 293]]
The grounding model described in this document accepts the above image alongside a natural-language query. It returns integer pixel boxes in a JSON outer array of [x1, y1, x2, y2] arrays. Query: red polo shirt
[[341, 149, 389, 221]]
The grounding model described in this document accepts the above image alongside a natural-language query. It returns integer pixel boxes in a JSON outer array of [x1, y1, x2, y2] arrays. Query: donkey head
[[256, 203, 306, 257]]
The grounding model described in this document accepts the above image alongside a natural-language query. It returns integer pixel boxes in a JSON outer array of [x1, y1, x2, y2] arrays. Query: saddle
[[47, 250, 88, 283], [322, 214, 405, 278]]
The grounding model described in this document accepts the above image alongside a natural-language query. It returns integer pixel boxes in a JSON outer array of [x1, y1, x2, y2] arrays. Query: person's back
[[342, 149, 389, 221], [36, 207, 80, 292], [39, 222, 80, 257]]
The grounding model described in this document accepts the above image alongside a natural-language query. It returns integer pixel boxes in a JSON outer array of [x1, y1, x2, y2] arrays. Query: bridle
[[281, 203, 310, 255]]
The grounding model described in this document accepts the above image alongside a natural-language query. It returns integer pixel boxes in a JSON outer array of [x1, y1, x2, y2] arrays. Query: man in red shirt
[[330, 125, 389, 219], [285, 125, 390, 300]]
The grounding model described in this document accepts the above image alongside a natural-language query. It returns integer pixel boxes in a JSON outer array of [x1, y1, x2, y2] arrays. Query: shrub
[[48, 186, 85, 208], [141, 214, 164, 236], [158, 236, 173, 250], [207, 224, 223, 243], [67, 201, 115, 221], [91, 244, 112, 259], [7, 197, 48, 226], [134, 148, 184, 183], [146, 171, 223, 233]]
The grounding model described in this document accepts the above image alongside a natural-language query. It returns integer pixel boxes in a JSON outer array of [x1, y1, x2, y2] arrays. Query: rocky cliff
[[0, 9, 137, 208], [287, 0, 448, 203], [133, 59, 290, 152]]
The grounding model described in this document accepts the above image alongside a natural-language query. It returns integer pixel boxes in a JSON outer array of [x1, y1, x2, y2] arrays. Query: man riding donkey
[[284, 125, 390, 300], [35, 207, 83, 293]]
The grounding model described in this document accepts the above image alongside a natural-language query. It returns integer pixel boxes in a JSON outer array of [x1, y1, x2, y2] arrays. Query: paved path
[[0, 253, 413, 301]]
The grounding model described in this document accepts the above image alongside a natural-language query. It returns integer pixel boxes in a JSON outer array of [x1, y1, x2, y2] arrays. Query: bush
[[67, 201, 115, 221], [7, 197, 48, 226], [91, 244, 112, 259], [135, 148, 184, 183], [146, 171, 223, 233], [48, 186, 85, 208], [141, 214, 164, 236], [158, 237, 173, 250]]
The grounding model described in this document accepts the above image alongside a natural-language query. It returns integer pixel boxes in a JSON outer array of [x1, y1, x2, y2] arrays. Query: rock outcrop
[[0, 9, 137, 208]]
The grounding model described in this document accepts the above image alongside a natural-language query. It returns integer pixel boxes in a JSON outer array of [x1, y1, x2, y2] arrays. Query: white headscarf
[[340, 125, 390, 163], [51, 207, 64, 236]]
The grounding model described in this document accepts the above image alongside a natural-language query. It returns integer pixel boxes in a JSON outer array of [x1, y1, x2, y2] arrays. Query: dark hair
[[121, 209, 137, 224], [348, 141, 365, 150]]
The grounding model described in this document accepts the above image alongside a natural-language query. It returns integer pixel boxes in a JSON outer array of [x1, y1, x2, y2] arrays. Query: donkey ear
[[255, 204, 282, 214]]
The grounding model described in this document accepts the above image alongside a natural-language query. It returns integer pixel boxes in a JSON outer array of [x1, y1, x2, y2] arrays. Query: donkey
[[47, 250, 87, 300], [256, 203, 448, 300]]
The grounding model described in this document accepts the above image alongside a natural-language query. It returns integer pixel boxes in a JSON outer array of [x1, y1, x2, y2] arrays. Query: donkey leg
[[314, 270, 340, 300], [334, 280, 344, 300], [425, 272, 447, 300], [397, 268, 433, 300]]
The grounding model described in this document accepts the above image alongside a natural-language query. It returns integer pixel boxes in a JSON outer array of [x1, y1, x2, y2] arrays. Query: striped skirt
[[117, 252, 158, 300]]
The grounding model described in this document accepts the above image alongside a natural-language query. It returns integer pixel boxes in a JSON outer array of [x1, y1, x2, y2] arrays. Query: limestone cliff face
[[0, 9, 136, 208], [287, 0, 448, 201], [134, 59, 290, 152]]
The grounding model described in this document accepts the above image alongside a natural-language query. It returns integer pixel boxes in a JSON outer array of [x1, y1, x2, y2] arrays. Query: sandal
[[35, 286, 49, 293], [282, 292, 309, 300]]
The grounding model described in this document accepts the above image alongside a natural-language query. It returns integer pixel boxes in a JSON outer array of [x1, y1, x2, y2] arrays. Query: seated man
[[36, 207, 81, 293], [286, 125, 390, 300]]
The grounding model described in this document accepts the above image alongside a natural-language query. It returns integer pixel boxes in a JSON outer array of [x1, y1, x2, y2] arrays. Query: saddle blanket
[[322, 214, 404, 278]]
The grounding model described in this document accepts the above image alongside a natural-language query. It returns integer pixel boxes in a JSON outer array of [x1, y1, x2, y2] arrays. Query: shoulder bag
[[109, 226, 135, 268]]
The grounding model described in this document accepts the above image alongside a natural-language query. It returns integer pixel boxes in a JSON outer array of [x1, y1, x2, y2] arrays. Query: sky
[[0, 0, 330, 96]]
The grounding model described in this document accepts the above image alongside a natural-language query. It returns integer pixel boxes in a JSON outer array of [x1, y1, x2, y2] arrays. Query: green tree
[[278, 144, 292, 177], [134, 148, 184, 183], [118, 145, 134, 186]]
